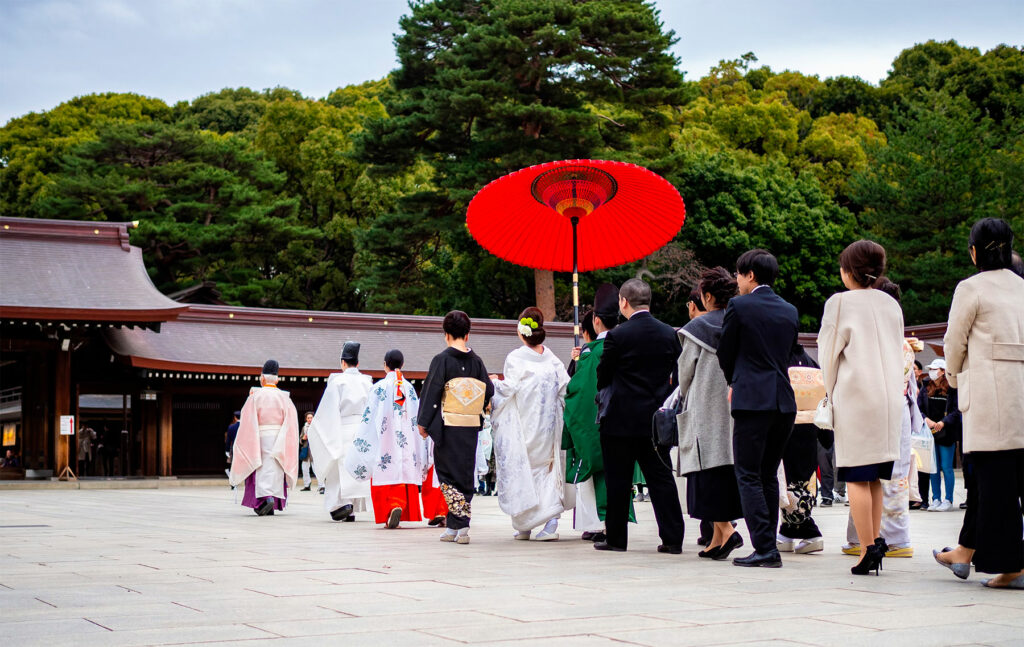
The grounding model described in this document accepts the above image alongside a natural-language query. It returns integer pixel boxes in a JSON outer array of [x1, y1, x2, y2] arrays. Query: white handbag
[[813, 395, 833, 430]]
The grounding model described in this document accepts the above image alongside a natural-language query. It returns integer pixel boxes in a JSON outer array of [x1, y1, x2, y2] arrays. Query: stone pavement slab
[[1, 485, 1022, 646]]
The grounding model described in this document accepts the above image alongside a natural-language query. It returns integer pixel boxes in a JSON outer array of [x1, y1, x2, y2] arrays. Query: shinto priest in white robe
[[308, 367, 373, 516]]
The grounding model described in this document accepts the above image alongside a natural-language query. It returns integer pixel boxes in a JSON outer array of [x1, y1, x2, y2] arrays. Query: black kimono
[[419, 347, 494, 530]]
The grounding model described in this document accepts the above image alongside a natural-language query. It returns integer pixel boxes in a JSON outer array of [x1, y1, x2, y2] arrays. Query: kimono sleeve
[[417, 353, 446, 435]]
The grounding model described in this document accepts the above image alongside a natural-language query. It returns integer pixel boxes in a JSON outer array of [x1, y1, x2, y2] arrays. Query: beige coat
[[944, 269, 1024, 453], [818, 289, 905, 468]]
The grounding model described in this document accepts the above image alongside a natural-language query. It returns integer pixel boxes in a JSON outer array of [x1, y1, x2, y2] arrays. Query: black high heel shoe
[[873, 537, 888, 569], [851, 545, 883, 576]]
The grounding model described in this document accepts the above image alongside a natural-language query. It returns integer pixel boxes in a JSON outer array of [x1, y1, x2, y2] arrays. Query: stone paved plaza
[[2, 482, 1023, 647]]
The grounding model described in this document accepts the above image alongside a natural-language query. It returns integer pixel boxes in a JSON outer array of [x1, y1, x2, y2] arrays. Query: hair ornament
[[517, 317, 538, 337]]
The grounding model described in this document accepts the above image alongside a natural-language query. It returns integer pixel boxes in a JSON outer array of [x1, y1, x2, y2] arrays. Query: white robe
[[491, 345, 571, 532], [309, 368, 373, 513], [345, 371, 431, 486]]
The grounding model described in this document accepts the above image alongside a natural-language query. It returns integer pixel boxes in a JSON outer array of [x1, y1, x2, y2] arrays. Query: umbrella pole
[[572, 216, 580, 348]]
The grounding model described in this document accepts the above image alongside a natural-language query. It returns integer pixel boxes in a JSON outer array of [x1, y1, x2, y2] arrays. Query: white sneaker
[[776, 534, 795, 552], [834, 492, 848, 504], [795, 537, 825, 554], [936, 500, 953, 512], [928, 499, 942, 510]]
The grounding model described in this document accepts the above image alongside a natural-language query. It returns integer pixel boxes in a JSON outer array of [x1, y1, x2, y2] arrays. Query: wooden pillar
[[140, 397, 158, 476], [158, 392, 173, 476], [22, 350, 49, 471], [534, 268, 556, 322], [53, 349, 71, 476]]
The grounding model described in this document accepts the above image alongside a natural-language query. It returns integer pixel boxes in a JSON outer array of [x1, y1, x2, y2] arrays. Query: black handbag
[[651, 392, 681, 448]]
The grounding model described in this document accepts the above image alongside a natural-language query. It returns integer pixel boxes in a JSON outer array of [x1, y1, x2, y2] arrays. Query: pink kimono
[[229, 385, 299, 511]]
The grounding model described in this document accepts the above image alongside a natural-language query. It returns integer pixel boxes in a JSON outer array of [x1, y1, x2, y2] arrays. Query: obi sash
[[442, 377, 486, 427]]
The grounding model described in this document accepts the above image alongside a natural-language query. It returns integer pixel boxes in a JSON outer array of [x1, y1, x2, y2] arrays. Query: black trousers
[[432, 426, 478, 531], [970, 449, 1024, 574], [958, 454, 977, 549], [601, 434, 684, 550], [732, 410, 795, 554], [816, 440, 835, 500]]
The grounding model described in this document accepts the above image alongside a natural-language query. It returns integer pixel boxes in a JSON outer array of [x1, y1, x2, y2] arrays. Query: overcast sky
[[1, 0, 1021, 125]]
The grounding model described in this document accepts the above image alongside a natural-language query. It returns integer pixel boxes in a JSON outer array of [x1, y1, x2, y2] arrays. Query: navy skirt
[[837, 461, 894, 483]]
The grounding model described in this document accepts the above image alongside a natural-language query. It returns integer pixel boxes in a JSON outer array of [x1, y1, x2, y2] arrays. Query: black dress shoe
[[594, 541, 626, 552], [255, 499, 275, 516], [428, 515, 447, 527], [657, 544, 682, 554], [581, 531, 606, 542], [330, 504, 354, 521], [300, 486, 311, 491], [697, 536, 710, 546], [821, 499, 833, 507], [712, 531, 744, 561], [733, 550, 782, 568]]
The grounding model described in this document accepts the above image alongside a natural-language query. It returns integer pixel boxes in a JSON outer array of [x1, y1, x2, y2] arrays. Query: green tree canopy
[[356, 0, 685, 315]]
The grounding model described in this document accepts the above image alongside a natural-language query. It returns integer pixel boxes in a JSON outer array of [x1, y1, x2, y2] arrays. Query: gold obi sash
[[442, 377, 486, 427]]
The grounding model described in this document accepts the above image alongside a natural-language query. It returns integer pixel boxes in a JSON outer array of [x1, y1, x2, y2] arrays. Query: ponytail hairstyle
[[698, 266, 738, 310], [516, 306, 547, 347], [839, 240, 887, 289]]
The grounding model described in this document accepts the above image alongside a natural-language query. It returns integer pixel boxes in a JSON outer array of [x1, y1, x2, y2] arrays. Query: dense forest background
[[2, 0, 1022, 328]]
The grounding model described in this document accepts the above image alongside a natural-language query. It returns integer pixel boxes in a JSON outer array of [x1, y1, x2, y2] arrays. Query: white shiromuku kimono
[[345, 371, 431, 486], [309, 368, 373, 513], [491, 344, 572, 532]]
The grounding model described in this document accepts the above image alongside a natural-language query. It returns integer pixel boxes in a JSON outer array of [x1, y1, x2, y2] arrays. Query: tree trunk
[[534, 268, 556, 321]]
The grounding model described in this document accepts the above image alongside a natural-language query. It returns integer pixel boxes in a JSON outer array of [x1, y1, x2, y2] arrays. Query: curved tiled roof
[[105, 305, 578, 378], [0, 217, 187, 325]]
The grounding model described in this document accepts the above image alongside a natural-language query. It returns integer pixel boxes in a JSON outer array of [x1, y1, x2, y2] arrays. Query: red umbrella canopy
[[466, 159, 685, 272]]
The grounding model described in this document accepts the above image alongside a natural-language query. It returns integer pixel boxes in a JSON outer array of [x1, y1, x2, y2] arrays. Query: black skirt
[[686, 465, 743, 522], [837, 461, 894, 483]]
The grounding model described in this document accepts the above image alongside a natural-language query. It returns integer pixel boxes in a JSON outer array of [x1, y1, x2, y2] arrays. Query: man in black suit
[[718, 249, 800, 568], [595, 279, 685, 553]]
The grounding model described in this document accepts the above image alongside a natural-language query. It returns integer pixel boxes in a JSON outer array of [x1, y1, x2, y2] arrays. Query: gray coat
[[676, 309, 734, 475]]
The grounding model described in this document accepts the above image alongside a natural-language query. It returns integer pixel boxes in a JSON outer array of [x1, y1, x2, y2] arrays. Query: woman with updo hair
[[490, 307, 571, 540], [676, 267, 746, 560], [818, 239, 905, 575]]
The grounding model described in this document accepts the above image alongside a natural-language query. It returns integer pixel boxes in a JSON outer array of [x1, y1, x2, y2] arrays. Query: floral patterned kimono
[[346, 370, 433, 524]]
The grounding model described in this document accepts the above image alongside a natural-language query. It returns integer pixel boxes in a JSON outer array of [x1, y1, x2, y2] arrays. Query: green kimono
[[563, 338, 635, 522]]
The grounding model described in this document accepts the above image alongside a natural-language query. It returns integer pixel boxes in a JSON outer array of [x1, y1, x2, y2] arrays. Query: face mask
[[928, 369, 941, 381]]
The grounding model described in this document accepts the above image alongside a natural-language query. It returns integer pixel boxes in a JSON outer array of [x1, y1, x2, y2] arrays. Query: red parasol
[[467, 159, 685, 345]]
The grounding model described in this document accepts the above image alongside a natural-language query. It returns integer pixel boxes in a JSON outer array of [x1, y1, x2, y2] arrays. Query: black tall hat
[[341, 341, 360, 364], [262, 359, 279, 375], [594, 283, 619, 318]]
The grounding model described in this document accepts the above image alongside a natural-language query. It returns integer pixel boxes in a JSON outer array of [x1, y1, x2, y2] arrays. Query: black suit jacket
[[717, 286, 800, 413], [596, 311, 682, 437]]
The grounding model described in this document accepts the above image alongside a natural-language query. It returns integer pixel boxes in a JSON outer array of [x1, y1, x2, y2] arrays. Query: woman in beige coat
[[938, 218, 1024, 589], [818, 240, 905, 576]]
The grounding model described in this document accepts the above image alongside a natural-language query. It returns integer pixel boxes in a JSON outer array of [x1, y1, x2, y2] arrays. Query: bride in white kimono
[[490, 308, 572, 541]]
